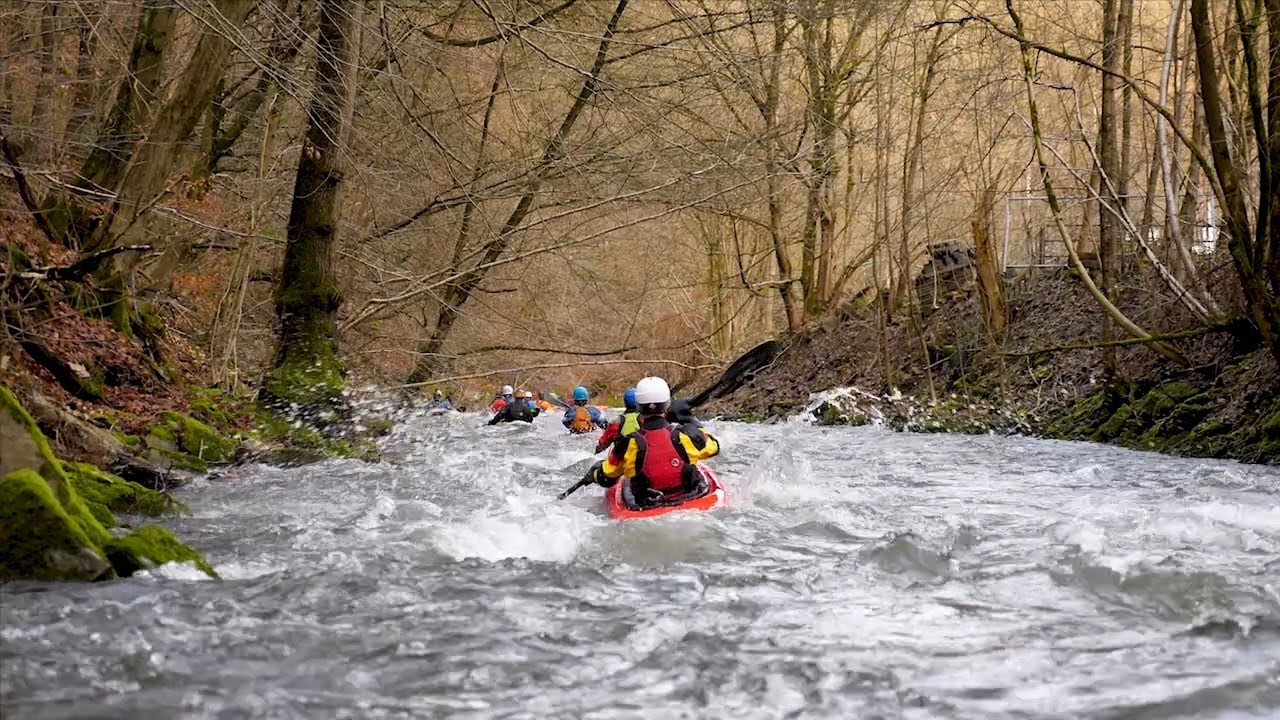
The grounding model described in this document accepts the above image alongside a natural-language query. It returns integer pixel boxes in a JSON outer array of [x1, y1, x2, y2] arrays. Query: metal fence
[[1000, 194, 1222, 273]]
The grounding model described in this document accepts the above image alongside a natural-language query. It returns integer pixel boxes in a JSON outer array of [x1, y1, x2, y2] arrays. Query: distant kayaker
[[563, 386, 608, 434], [488, 388, 535, 425], [596, 387, 640, 452], [489, 385, 514, 414], [521, 391, 541, 418], [428, 389, 452, 413], [585, 376, 720, 506]]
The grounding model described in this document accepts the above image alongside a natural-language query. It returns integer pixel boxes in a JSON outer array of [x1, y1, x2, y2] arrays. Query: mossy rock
[[1157, 394, 1215, 435], [142, 411, 238, 471], [159, 411, 237, 461], [1093, 404, 1134, 442], [189, 397, 231, 429], [143, 423, 208, 472], [61, 461, 187, 525], [0, 386, 109, 546], [0, 470, 114, 581], [0, 386, 114, 580], [260, 352, 347, 420], [1261, 399, 1280, 440], [0, 385, 213, 581], [359, 414, 395, 437], [102, 525, 216, 578], [112, 431, 142, 451], [1046, 390, 1112, 439]]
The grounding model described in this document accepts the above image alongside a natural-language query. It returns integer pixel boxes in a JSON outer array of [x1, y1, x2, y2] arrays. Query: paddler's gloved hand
[[586, 461, 615, 487]]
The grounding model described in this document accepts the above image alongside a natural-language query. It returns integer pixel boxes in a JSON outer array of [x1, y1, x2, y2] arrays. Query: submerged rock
[[103, 525, 216, 578]]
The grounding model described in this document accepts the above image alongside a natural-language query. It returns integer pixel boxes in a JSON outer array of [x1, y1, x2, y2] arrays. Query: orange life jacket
[[569, 406, 594, 433]]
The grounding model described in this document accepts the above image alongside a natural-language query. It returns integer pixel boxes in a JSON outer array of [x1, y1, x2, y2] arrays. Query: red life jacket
[[635, 425, 691, 492]]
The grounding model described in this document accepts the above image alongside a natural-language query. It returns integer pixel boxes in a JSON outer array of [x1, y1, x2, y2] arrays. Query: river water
[[3, 411, 1279, 719]]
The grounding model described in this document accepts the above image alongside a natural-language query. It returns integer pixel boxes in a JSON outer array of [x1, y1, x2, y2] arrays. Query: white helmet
[[524, 391, 534, 398], [634, 376, 671, 405], [501, 384, 513, 396]]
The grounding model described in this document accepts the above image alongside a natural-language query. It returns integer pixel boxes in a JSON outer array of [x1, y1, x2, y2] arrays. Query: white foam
[[136, 561, 215, 582], [431, 498, 602, 563], [1189, 502, 1280, 534]]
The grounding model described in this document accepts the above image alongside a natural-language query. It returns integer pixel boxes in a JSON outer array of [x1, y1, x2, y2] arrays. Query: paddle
[[546, 391, 573, 410], [557, 476, 594, 500], [558, 461, 605, 499], [684, 339, 781, 409]]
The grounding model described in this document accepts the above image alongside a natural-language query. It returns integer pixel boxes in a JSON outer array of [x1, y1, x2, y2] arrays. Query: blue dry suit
[[562, 404, 608, 432]]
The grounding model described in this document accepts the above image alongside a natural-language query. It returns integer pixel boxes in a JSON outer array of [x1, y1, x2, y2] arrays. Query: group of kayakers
[[474, 376, 719, 508]]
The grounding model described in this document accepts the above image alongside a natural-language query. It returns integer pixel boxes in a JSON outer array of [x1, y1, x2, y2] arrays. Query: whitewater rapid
[[3, 411, 1279, 718]]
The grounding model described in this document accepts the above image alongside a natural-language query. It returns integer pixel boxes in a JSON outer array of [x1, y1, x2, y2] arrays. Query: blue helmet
[[573, 386, 589, 402], [623, 387, 637, 410]]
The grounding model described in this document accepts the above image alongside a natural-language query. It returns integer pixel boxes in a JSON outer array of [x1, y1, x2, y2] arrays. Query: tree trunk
[[63, 5, 101, 163], [765, 7, 800, 332], [1190, 0, 1280, 364], [1007, 0, 1185, 365], [406, 0, 629, 385], [263, 0, 361, 415], [972, 187, 1007, 339], [201, 0, 304, 176], [101, 0, 257, 249], [43, 0, 174, 249], [29, 2, 60, 163], [1098, 0, 1122, 376]]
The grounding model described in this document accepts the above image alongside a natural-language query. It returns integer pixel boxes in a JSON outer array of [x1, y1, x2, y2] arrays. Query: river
[[3, 411, 1279, 718]]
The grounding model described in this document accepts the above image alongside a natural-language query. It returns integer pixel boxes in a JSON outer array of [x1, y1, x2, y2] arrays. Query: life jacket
[[507, 400, 533, 422], [568, 405, 594, 433], [634, 425, 692, 492], [620, 411, 641, 437]]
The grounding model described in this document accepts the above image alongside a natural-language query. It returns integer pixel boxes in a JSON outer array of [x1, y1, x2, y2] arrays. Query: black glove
[[587, 461, 617, 487]]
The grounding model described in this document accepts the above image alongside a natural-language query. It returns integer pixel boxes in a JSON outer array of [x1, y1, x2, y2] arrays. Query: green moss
[[62, 461, 187, 524], [360, 415, 394, 437], [189, 397, 230, 429], [1, 386, 110, 547], [1158, 380, 1200, 402], [1046, 389, 1113, 440], [1094, 404, 1133, 441], [0, 470, 113, 581], [141, 411, 238, 471], [261, 350, 346, 417], [102, 525, 216, 578], [1261, 403, 1280, 439], [159, 411, 237, 462], [112, 431, 142, 450]]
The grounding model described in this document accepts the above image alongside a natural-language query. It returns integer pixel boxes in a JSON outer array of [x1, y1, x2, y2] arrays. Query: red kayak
[[604, 465, 726, 520]]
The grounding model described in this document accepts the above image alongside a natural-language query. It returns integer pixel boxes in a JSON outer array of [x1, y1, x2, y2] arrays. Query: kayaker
[[586, 376, 720, 506], [428, 389, 452, 412], [488, 389, 535, 425], [489, 385, 514, 413], [522, 391, 541, 418], [563, 386, 608, 434], [595, 387, 640, 452]]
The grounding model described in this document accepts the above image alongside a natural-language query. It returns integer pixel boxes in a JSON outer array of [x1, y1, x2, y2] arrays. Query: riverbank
[[700, 270, 1280, 465], [1, 221, 388, 580]]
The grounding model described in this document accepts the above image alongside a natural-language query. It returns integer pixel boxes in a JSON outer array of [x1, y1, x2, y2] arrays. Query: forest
[[2, 0, 1279, 537]]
